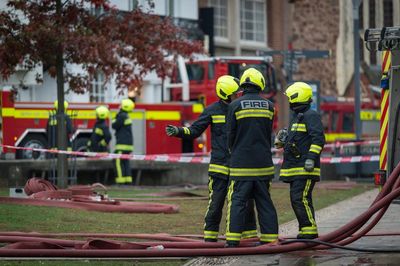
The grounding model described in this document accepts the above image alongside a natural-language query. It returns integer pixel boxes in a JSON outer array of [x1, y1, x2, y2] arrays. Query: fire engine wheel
[[73, 137, 89, 152], [16, 135, 47, 160]]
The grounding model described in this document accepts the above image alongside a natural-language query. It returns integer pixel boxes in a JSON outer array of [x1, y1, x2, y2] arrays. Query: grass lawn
[[0, 182, 373, 265]]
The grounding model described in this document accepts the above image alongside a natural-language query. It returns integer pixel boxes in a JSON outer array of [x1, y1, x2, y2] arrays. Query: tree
[[0, 0, 202, 188]]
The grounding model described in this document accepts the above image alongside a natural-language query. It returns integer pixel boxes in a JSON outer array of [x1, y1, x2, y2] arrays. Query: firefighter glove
[[166, 125, 179, 136], [304, 159, 315, 172], [274, 128, 288, 148]]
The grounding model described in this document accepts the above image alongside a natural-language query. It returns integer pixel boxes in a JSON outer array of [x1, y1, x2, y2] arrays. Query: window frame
[[239, 0, 267, 46], [208, 0, 229, 42], [89, 72, 106, 103]]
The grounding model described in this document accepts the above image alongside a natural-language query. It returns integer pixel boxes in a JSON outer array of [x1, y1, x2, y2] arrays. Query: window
[[90, 72, 105, 103], [240, 0, 266, 43], [342, 113, 354, 133], [332, 112, 339, 132], [321, 111, 330, 132], [209, 0, 228, 38], [186, 64, 205, 82]]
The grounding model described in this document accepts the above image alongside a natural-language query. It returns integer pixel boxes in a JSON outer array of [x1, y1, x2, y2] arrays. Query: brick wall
[[291, 0, 340, 96]]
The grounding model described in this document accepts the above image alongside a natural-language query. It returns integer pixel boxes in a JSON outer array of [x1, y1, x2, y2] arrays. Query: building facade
[[0, 0, 199, 104]]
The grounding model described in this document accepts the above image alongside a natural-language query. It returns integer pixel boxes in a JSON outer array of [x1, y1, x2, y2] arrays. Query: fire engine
[[0, 56, 278, 160], [320, 97, 380, 142], [0, 89, 205, 159], [170, 56, 277, 104]]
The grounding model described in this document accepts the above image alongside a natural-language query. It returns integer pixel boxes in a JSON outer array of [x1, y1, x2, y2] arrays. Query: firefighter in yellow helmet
[[112, 99, 135, 184], [276, 82, 325, 239], [166, 75, 257, 242], [225, 68, 278, 247], [87, 106, 111, 152], [46, 100, 73, 150]]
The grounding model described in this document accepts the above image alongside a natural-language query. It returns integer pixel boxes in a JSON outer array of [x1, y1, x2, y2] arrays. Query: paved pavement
[[186, 188, 400, 266]]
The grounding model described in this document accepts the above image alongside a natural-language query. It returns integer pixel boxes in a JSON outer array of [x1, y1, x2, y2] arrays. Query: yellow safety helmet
[[239, 67, 265, 90], [285, 82, 313, 104], [121, 98, 135, 112], [216, 75, 240, 101], [54, 100, 68, 110], [95, 105, 110, 119]]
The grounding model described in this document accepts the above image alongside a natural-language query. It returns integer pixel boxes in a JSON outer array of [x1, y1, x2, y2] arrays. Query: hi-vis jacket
[[112, 110, 133, 152], [46, 111, 73, 149], [177, 101, 230, 179], [226, 89, 275, 180], [88, 119, 111, 152], [279, 106, 325, 182]]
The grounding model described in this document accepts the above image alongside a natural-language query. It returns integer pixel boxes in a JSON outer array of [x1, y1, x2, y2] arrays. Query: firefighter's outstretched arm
[[226, 104, 237, 151], [304, 112, 325, 171], [165, 110, 211, 140]]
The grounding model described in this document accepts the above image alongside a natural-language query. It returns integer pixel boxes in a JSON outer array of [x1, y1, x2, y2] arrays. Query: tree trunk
[[56, 0, 68, 189]]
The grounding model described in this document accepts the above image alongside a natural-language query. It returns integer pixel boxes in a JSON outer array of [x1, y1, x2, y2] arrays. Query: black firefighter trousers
[[290, 179, 318, 236], [204, 176, 257, 242], [226, 179, 278, 245]]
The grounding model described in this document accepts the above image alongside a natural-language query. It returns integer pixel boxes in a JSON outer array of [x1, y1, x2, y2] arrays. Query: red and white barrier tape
[[0, 144, 211, 163], [273, 155, 379, 165], [1, 144, 379, 165], [271, 139, 379, 153], [324, 139, 379, 148]]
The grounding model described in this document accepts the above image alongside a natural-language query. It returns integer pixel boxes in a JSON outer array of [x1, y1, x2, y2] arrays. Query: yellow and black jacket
[[112, 110, 133, 152], [176, 101, 230, 179], [226, 88, 275, 180], [88, 119, 111, 152], [46, 111, 73, 149], [279, 106, 325, 182]]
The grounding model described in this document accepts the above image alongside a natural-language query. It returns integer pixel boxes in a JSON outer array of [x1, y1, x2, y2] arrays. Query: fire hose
[[0, 178, 179, 214], [0, 161, 400, 257]]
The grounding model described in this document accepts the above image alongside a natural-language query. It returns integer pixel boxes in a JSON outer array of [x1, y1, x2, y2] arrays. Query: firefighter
[[112, 99, 135, 184], [46, 100, 73, 151], [165, 75, 257, 242], [225, 68, 278, 247], [275, 81, 325, 239], [87, 106, 111, 152]]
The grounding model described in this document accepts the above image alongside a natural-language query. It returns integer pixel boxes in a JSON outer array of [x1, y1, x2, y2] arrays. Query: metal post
[[353, 0, 362, 141], [353, 0, 362, 178], [287, 42, 294, 83]]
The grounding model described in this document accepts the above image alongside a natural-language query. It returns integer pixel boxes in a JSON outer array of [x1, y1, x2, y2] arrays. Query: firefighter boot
[[297, 226, 318, 239], [115, 177, 125, 185], [124, 176, 133, 184]]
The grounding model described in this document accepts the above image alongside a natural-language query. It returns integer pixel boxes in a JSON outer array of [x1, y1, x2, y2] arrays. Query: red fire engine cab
[[0, 89, 204, 159], [320, 98, 380, 142], [170, 56, 278, 122]]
